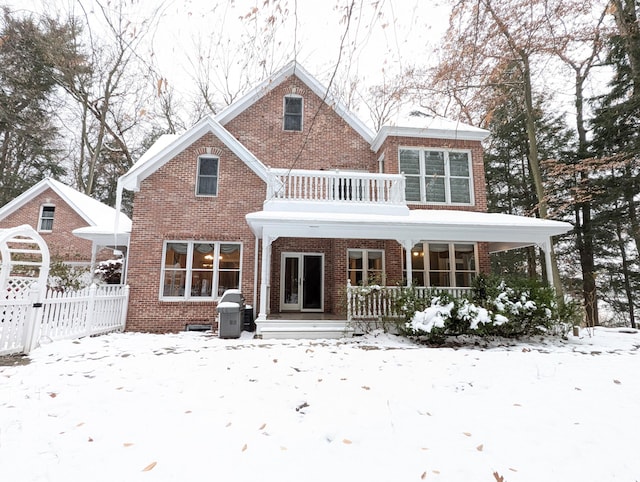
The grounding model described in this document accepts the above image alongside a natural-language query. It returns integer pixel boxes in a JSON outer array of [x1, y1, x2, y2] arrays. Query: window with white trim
[[283, 95, 303, 131], [403, 242, 477, 287], [161, 241, 241, 300], [38, 205, 55, 232], [399, 148, 473, 204], [196, 155, 219, 196], [348, 249, 385, 286]]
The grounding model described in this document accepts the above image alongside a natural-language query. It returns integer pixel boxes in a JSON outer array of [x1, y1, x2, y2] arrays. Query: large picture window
[[403, 242, 477, 287], [38, 205, 55, 232], [348, 249, 385, 286], [283, 95, 303, 131], [161, 241, 241, 300], [196, 155, 219, 196], [399, 148, 473, 204]]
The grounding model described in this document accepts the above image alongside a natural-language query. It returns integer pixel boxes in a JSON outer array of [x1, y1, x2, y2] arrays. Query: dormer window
[[38, 205, 55, 232], [283, 95, 303, 131], [196, 155, 219, 196]]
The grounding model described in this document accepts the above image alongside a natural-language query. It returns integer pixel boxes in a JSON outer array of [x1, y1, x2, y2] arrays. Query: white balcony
[[264, 168, 409, 215]]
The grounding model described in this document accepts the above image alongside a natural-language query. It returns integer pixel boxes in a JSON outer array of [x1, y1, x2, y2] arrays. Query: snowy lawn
[[1, 328, 639, 482]]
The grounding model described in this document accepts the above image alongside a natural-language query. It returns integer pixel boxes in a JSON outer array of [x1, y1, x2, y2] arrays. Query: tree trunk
[[575, 69, 598, 326], [615, 217, 636, 328], [521, 55, 564, 297]]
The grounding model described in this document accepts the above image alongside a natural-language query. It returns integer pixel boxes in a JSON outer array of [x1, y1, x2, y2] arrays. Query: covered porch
[[246, 207, 572, 339]]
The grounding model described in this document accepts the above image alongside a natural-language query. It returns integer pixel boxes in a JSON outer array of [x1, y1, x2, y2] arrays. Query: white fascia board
[[0, 180, 49, 220], [120, 116, 270, 192], [371, 125, 490, 152]]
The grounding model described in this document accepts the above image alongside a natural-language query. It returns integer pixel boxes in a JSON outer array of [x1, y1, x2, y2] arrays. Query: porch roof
[[245, 209, 572, 253]]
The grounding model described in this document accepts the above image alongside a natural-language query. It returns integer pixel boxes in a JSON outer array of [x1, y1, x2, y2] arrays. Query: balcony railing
[[266, 168, 406, 205], [346, 282, 473, 323]]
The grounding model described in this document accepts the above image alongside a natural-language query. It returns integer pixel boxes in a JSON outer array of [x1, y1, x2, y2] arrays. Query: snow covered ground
[[1, 328, 639, 482]]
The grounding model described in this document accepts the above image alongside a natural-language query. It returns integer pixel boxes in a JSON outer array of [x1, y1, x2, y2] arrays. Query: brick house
[[118, 62, 570, 338], [0, 178, 131, 269]]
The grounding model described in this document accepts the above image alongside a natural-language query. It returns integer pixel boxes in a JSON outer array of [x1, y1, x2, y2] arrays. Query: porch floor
[[266, 311, 346, 321]]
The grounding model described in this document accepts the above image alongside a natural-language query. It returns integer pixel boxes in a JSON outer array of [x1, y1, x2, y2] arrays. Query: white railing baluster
[[266, 168, 406, 205]]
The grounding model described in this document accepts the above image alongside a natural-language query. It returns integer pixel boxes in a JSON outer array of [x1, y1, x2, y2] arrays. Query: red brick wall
[[0, 189, 95, 263], [378, 135, 488, 212], [225, 78, 377, 171], [125, 132, 265, 332]]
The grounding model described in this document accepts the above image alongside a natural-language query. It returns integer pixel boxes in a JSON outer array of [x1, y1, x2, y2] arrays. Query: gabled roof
[[371, 111, 490, 151], [120, 115, 270, 191], [0, 178, 131, 232], [214, 61, 375, 144]]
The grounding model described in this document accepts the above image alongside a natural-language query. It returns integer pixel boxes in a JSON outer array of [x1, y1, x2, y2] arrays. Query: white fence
[[0, 282, 129, 356]]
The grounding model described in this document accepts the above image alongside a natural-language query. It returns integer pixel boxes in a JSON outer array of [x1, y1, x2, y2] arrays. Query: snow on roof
[[125, 134, 180, 178], [119, 116, 270, 192], [0, 178, 131, 232], [371, 110, 490, 151]]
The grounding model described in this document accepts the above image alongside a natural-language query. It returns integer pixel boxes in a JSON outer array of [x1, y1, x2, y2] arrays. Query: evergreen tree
[[590, 0, 640, 327], [485, 85, 573, 281], [0, 9, 70, 206]]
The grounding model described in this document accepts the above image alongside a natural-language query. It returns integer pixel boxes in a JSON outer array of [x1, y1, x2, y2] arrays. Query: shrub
[[397, 275, 576, 344], [95, 259, 123, 284], [48, 259, 91, 291]]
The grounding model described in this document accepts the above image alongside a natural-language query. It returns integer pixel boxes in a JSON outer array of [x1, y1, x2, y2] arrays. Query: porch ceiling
[[245, 209, 572, 253]]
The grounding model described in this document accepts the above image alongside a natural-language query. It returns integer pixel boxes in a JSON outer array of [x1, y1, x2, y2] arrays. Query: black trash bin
[[217, 289, 244, 339], [243, 305, 256, 332]]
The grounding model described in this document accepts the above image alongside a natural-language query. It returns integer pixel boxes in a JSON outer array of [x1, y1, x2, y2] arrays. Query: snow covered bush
[[95, 259, 123, 284], [398, 275, 574, 343]]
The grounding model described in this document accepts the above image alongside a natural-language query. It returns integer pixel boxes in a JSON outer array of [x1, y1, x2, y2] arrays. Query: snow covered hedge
[[399, 275, 576, 343]]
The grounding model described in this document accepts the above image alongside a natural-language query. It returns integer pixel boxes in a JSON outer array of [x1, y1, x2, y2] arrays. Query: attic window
[[38, 205, 55, 232], [196, 155, 219, 196], [283, 95, 303, 131]]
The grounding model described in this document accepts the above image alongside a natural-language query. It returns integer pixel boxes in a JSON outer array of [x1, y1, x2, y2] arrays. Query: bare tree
[[51, 0, 164, 201]]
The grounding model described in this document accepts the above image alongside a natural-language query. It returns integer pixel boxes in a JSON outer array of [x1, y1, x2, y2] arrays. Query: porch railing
[[266, 168, 406, 205], [346, 282, 473, 323]]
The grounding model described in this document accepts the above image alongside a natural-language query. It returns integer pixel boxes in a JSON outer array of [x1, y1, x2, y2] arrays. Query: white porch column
[[399, 239, 419, 287], [257, 232, 277, 322], [539, 238, 554, 287], [89, 243, 98, 278]]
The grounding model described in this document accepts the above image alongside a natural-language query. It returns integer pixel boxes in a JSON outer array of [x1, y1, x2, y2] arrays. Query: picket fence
[[0, 282, 129, 356]]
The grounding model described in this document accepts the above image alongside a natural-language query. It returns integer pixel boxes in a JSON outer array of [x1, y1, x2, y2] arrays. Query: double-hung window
[[403, 242, 477, 287], [283, 95, 303, 131], [38, 205, 55, 232], [196, 155, 219, 196], [399, 148, 473, 204], [348, 249, 385, 286], [161, 241, 241, 300]]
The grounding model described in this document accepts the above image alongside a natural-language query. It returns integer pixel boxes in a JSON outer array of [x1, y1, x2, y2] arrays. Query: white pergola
[[246, 209, 573, 322]]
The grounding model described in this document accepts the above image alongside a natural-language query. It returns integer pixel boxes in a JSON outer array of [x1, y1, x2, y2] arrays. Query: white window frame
[[160, 240, 242, 301], [399, 147, 474, 205], [196, 155, 219, 197], [38, 204, 55, 232], [403, 242, 478, 288], [283, 94, 303, 132], [347, 249, 386, 286]]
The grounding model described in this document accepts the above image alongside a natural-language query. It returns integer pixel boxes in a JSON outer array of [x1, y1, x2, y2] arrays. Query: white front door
[[280, 253, 324, 312]]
